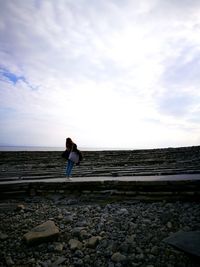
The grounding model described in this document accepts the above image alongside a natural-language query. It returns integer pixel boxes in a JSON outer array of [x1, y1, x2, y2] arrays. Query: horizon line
[[0, 144, 199, 152]]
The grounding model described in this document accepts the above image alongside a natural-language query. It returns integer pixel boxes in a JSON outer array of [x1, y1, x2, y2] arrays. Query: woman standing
[[65, 137, 79, 178]]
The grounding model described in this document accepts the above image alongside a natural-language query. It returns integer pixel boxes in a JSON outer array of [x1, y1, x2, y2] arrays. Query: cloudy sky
[[0, 0, 200, 149]]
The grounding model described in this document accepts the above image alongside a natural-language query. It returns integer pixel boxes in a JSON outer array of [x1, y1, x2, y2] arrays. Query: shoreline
[[0, 145, 199, 152]]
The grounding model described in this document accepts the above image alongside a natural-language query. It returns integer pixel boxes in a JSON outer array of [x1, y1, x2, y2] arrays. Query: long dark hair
[[66, 137, 73, 151]]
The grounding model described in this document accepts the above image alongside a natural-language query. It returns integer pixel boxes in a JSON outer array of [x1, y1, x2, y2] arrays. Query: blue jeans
[[66, 159, 74, 177]]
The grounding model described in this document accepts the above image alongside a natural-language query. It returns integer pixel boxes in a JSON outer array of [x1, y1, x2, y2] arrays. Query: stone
[[143, 219, 151, 224], [126, 235, 135, 243], [72, 227, 85, 238], [0, 232, 8, 240], [163, 231, 200, 257], [74, 258, 84, 266], [80, 229, 89, 240], [51, 256, 67, 267], [68, 239, 83, 250], [117, 208, 129, 215], [136, 253, 144, 260], [53, 242, 64, 252], [167, 222, 172, 229], [74, 249, 84, 258], [151, 246, 159, 255], [23, 220, 59, 245], [40, 260, 51, 267], [86, 236, 101, 248], [57, 214, 63, 220], [16, 204, 25, 211], [111, 252, 126, 262], [64, 215, 73, 223], [5, 256, 15, 266]]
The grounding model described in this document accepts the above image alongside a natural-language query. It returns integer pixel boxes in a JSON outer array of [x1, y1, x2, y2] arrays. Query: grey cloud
[[157, 92, 195, 117], [158, 41, 200, 117], [151, 0, 200, 20], [162, 44, 200, 88]]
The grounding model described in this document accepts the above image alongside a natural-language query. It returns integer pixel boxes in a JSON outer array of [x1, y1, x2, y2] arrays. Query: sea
[[0, 146, 127, 152]]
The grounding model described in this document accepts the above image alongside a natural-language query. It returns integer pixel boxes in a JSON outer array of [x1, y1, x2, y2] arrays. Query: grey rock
[[163, 231, 200, 257], [86, 236, 101, 248], [151, 245, 159, 255], [53, 242, 64, 252], [5, 256, 14, 266], [72, 227, 85, 238], [64, 215, 73, 223], [69, 239, 83, 250], [80, 229, 90, 240], [74, 249, 84, 258], [51, 256, 66, 267], [0, 232, 8, 240], [126, 234, 136, 243], [143, 219, 151, 224], [74, 258, 84, 266], [167, 221, 172, 229], [67, 199, 79, 205], [40, 260, 51, 267], [76, 220, 88, 227], [111, 252, 126, 262], [118, 208, 129, 215], [135, 253, 144, 260]]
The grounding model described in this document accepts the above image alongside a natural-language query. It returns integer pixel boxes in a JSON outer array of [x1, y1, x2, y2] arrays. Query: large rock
[[23, 220, 59, 245], [163, 231, 200, 257], [68, 239, 83, 250]]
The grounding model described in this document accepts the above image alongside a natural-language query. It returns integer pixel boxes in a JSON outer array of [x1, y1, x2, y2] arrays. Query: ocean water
[[0, 146, 124, 152], [0, 146, 64, 151]]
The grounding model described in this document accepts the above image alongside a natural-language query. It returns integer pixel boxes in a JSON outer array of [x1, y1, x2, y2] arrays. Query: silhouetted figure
[[64, 137, 82, 178]]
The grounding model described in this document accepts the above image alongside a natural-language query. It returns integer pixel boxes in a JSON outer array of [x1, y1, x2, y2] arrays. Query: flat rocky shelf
[[1, 146, 200, 179], [0, 174, 200, 201], [0, 146, 200, 200]]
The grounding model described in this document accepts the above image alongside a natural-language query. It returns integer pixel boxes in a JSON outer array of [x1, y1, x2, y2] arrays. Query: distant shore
[[0, 145, 199, 152]]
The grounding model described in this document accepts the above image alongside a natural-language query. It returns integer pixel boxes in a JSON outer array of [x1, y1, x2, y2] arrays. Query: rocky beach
[[0, 146, 200, 267], [0, 146, 200, 181], [0, 196, 200, 267]]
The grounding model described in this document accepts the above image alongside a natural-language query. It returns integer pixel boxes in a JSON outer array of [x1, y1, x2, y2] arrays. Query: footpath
[[0, 174, 200, 201]]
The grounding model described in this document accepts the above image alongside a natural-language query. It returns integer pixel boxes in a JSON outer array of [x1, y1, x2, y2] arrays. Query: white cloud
[[0, 0, 200, 148]]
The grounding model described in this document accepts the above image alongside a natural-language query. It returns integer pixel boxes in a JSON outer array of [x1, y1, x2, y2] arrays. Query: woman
[[65, 137, 79, 178]]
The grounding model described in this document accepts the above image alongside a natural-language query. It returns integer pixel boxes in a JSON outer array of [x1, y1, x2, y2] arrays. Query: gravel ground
[[0, 195, 200, 267]]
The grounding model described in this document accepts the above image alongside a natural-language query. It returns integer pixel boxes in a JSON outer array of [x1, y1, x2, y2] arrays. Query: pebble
[[0, 198, 199, 267], [86, 236, 101, 248], [0, 232, 8, 240], [111, 252, 126, 262], [53, 242, 63, 252], [5, 256, 14, 266], [167, 221, 173, 228], [68, 239, 83, 250], [151, 245, 159, 255]]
